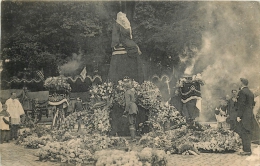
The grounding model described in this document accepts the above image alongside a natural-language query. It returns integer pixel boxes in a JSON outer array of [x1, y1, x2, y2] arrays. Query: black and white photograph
[[0, 1, 260, 166]]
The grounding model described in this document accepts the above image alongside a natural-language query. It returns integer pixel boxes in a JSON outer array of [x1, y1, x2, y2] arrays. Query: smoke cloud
[[60, 52, 83, 75], [182, 2, 260, 121]]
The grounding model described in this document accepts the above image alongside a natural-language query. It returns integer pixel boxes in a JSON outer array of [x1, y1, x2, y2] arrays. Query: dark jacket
[[237, 87, 255, 131], [227, 98, 238, 120], [74, 101, 84, 112]]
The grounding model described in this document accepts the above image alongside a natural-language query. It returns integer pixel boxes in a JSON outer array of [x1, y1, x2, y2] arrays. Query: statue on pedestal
[[108, 12, 143, 83]]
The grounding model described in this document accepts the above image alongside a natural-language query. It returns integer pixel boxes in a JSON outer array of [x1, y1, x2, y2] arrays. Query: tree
[[1, 1, 206, 88]]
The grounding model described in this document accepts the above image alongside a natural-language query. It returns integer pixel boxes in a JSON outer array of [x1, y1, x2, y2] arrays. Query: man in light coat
[[5, 92, 25, 140]]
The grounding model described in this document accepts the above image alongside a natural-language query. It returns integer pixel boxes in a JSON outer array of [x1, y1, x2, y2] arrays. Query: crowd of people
[[215, 78, 259, 156]]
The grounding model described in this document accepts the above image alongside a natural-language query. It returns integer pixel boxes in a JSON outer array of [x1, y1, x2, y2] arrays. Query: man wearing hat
[[237, 78, 255, 155]]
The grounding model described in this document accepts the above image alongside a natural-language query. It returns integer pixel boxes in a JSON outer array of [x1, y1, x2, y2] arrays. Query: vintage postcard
[[0, 1, 259, 166]]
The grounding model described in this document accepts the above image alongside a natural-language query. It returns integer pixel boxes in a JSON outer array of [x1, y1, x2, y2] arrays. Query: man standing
[[237, 78, 255, 155], [74, 97, 85, 132], [5, 92, 25, 140], [124, 80, 138, 141], [227, 90, 238, 131]]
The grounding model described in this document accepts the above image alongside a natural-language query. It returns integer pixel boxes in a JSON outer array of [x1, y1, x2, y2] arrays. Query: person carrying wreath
[[123, 79, 138, 141]]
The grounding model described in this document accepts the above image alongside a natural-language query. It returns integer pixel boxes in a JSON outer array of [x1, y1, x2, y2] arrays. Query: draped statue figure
[[107, 12, 144, 83]]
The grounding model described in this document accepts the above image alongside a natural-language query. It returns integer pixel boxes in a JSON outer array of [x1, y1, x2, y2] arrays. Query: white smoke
[[60, 51, 83, 75], [180, 2, 260, 121]]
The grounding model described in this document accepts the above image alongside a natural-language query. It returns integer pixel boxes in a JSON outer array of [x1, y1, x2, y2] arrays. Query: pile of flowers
[[139, 130, 172, 150], [94, 148, 167, 166], [60, 107, 111, 135], [138, 147, 168, 166], [35, 133, 130, 165], [81, 134, 117, 153], [139, 126, 242, 154], [89, 82, 114, 103], [113, 79, 141, 107], [94, 150, 142, 166], [17, 133, 53, 149], [92, 108, 111, 134], [137, 81, 162, 110], [194, 128, 242, 152], [36, 138, 94, 164], [61, 111, 90, 131], [16, 125, 52, 146], [149, 103, 186, 131]]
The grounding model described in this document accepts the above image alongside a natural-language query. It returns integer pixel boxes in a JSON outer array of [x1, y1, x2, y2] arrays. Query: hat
[[240, 78, 248, 86]]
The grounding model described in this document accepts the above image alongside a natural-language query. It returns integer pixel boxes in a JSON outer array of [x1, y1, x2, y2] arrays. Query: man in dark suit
[[237, 78, 255, 155]]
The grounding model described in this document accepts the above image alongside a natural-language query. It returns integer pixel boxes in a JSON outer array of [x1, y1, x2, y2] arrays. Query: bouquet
[[89, 82, 114, 103]]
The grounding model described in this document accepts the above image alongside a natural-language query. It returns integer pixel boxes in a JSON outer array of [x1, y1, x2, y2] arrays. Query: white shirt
[[5, 98, 24, 124]]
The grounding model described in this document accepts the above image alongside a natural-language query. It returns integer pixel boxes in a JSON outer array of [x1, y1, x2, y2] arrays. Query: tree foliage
[[133, 1, 204, 68], [1, 1, 205, 86]]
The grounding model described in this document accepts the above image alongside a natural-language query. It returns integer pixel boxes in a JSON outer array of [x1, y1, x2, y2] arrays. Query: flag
[[36, 70, 44, 80], [80, 67, 87, 80]]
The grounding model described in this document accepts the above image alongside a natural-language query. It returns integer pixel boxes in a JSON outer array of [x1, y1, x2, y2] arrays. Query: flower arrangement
[[82, 134, 112, 153], [17, 133, 53, 149], [92, 108, 111, 134], [36, 139, 94, 164], [137, 81, 162, 110], [138, 147, 167, 166], [59, 107, 111, 135], [139, 126, 242, 154], [60, 111, 91, 132], [194, 128, 242, 152], [44, 76, 72, 92], [89, 82, 114, 103], [146, 102, 186, 133], [35, 134, 130, 165]]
